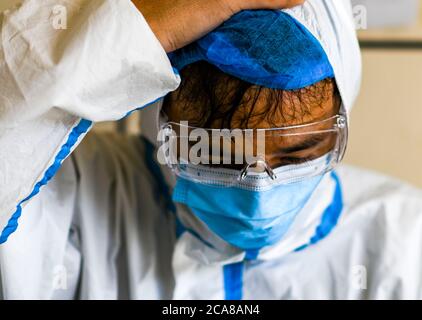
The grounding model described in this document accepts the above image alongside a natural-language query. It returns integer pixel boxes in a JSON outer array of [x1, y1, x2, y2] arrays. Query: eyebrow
[[279, 134, 328, 154]]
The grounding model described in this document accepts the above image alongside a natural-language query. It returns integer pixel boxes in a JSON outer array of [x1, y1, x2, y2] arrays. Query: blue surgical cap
[[169, 10, 335, 90]]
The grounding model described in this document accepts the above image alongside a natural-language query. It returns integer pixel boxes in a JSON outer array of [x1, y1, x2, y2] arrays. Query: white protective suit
[[1, 0, 422, 300]]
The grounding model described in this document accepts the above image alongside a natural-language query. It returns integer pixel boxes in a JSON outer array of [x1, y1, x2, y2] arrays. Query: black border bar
[[360, 40, 422, 50]]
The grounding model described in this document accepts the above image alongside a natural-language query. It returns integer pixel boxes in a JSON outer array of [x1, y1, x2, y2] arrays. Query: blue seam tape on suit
[[0, 119, 92, 244], [0, 90, 176, 244], [223, 262, 244, 300]]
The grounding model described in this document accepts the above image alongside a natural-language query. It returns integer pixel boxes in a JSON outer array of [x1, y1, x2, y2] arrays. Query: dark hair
[[163, 61, 341, 129]]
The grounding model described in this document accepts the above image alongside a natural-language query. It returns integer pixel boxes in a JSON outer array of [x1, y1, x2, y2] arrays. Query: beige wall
[[345, 49, 422, 188], [0, 0, 20, 12], [347, 3, 422, 188]]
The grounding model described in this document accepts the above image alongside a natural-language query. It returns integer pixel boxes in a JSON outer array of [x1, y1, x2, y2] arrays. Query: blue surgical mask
[[172, 159, 326, 250]]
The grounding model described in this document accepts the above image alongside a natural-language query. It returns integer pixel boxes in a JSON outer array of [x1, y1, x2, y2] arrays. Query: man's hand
[[132, 0, 305, 53]]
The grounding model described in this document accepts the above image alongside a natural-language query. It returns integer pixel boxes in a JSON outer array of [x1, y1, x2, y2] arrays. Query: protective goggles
[[158, 115, 348, 187]]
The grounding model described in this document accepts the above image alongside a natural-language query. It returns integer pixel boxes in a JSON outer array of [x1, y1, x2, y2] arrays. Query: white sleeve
[[0, 0, 180, 122], [0, 0, 180, 243]]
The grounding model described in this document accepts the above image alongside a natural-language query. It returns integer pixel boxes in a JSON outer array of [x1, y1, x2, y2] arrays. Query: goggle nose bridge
[[239, 159, 278, 181]]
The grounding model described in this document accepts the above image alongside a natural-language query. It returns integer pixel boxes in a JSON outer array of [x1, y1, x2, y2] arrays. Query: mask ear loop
[[239, 159, 278, 181]]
